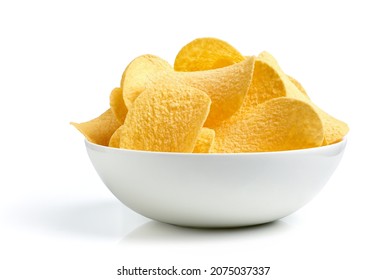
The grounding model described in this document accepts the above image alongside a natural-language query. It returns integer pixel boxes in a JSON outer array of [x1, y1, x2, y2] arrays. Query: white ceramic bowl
[[85, 139, 347, 228]]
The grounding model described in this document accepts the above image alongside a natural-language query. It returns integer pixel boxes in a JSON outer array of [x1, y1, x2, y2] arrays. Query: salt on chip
[[193, 128, 215, 153], [174, 37, 244, 71], [109, 87, 127, 124], [120, 78, 211, 152], [121, 54, 172, 109], [213, 97, 324, 153], [108, 125, 123, 148], [177, 56, 255, 127], [71, 109, 120, 146]]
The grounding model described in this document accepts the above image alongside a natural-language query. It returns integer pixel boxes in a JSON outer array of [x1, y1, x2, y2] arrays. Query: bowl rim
[[84, 137, 347, 157]]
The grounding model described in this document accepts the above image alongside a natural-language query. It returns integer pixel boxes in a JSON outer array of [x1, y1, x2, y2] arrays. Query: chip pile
[[71, 37, 349, 153]]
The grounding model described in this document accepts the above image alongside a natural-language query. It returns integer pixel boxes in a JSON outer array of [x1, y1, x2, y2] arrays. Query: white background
[[1, 0, 386, 279]]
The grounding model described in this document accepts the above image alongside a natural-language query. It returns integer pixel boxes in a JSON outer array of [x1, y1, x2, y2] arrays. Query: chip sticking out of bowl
[[173, 37, 349, 145], [213, 97, 324, 153], [121, 54, 173, 110], [120, 77, 211, 153], [174, 37, 244, 71], [120, 54, 255, 128], [71, 109, 120, 146]]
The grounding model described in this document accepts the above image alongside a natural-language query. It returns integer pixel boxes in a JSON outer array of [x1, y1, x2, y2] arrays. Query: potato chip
[[71, 109, 120, 146], [122, 55, 255, 128], [177, 56, 255, 127], [121, 54, 172, 109], [241, 59, 286, 109], [174, 47, 292, 107], [257, 51, 349, 144], [108, 125, 123, 148], [174, 37, 244, 71], [193, 128, 215, 153], [173, 38, 347, 144], [173, 39, 306, 105], [314, 108, 349, 144], [120, 79, 211, 152], [109, 87, 127, 124], [257, 52, 310, 102], [287, 75, 309, 98], [213, 98, 324, 153], [72, 37, 348, 152]]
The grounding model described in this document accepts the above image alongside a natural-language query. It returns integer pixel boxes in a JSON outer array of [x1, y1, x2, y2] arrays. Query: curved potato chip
[[215, 55, 298, 113], [108, 125, 124, 148], [257, 51, 348, 144], [287, 75, 309, 98], [177, 56, 255, 127], [172, 42, 304, 113], [174, 37, 244, 71], [243, 58, 286, 109], [173, 39, 347, 144], [172, 42, 306, 107], [193, 128, 215, 153], [313, 107, 349, 144], [125, 55, 255, 128], [121, 54, 172, 109], [213, 98, 324, 153], [257, 52, 310, 102], [120, 79, 211, 152], [109, 87, 127, 124], [72, 37, 348, 153], [71, 109, 120, 146]]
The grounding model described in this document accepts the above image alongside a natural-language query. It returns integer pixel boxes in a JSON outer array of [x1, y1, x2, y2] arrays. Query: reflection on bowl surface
[[85, 138, 347, 228]]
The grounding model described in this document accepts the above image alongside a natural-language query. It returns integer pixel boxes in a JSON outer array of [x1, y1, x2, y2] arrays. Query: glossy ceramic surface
[[85, 139, 347, 227]]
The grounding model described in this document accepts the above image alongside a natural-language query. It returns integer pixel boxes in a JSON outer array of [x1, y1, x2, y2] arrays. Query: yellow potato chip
[[257, 52, 310, 102], [193, 128, 215, 153], [175, 42, 306, 103], [177, 56, 255, 127], [174, 47, 307, 104], [108, 125, 123, 148], [73, 38, 348, 153], [71, 109, 120, 146], [242, 58, 287, 109], [122, 55, 255, 128], [213, 98, 324, 153], [256, 51, 348, 144], [172, 42, 308, 108], [173, 39, 347, 145], [109, 87, 127, 124], [174, 37, 244, 71], [287, 75, 309, 98], [121, 54, 172, 109], [120, 78, 211, 152], [314, 108, 349, 144]]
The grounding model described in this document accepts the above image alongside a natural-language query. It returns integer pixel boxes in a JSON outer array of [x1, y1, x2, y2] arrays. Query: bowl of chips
[[72, 37, 349, 227], [85, 138, 346, 227]]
